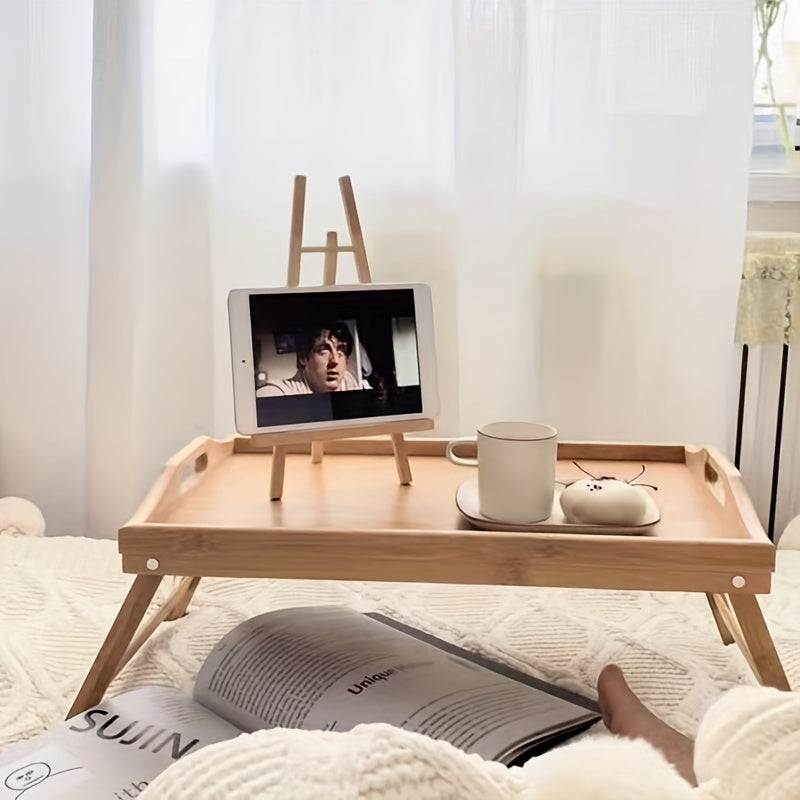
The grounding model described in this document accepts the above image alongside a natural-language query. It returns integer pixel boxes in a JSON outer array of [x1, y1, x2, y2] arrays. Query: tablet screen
[[228, 283, 437, 434]]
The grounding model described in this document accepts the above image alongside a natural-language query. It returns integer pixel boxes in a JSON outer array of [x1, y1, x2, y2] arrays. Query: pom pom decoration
[[0, 496, 46, 536]]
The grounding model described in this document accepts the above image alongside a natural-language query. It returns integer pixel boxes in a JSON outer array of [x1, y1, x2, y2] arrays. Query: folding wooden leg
[[706, 592, 735, 645], [727, 593, 790, 690], [707, 592, 789, 690], [165, 575, 202, 620], [108, 576, 202, 686], [67, 573, 163, 718]]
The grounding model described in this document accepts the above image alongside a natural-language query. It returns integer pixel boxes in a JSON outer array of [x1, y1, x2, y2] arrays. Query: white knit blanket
[[142, 684, 800, 799], [1, 534, 799, 796]]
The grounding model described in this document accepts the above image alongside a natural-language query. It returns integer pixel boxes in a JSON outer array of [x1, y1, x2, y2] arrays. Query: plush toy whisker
[[571, 461, 658, 491]]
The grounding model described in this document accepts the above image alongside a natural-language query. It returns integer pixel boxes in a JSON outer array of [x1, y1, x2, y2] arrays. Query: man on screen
[[257, 321, 368, 397]]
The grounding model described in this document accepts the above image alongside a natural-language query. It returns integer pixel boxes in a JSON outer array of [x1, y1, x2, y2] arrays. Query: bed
[[2, 527, 798, 756]]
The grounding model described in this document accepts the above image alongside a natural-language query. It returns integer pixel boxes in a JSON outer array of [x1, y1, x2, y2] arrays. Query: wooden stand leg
[[113, 577, 202, 683], [391, 432, 412, 485], [323, 231, 338, 284], [706, 592, 735, 645], [67, 574, 163, 718], [165, 575, 202, 620], [727, 593, 791, 690], [270, 444, 287, 500], [707, 592, 790, 690], [287, 175, 306, 287], [306, 230, 341, 469], [339, 176, 371, 282], [265, 175, 429, 498]]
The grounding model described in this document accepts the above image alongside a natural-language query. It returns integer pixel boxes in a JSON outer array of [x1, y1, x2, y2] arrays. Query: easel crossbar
[[301, 245, 355, 253]]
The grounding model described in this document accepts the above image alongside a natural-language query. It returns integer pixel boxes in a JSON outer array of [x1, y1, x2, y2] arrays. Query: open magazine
[[0, 606, 600, 798]]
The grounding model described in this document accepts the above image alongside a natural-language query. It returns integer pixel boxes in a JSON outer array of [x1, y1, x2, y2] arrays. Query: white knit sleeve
[[139, 724, 523, 800], [693, 685, 800, 799], [517, 734, 696, 799], [140, 723, 704, 800]]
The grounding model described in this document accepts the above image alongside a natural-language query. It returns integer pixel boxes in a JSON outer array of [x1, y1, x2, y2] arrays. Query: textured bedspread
[[1, 533, 799, 751]]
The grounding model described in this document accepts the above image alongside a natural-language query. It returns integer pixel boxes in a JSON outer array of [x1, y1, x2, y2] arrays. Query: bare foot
[[597, 664, 697, 786]]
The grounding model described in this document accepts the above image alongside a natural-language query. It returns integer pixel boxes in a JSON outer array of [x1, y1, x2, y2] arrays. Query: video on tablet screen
[[249, 287, 423, 428]]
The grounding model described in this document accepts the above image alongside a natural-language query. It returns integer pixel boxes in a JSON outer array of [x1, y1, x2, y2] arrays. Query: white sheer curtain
[[0, 0, 755, 539], [0, 1, 93, 534]]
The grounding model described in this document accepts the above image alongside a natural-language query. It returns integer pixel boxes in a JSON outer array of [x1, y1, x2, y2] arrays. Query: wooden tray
[[119, 436, 775, 595], [68, 435, 788, 720]]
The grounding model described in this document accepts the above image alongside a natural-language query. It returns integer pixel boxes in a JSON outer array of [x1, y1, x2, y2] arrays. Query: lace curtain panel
[[736, 233, 800, 345]]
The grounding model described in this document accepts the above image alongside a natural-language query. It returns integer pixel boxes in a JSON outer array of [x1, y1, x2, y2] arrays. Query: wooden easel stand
[[267, 174, 433, 499]]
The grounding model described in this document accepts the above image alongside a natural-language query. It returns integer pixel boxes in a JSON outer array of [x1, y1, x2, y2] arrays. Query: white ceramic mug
[[446, 421, 558, 524]]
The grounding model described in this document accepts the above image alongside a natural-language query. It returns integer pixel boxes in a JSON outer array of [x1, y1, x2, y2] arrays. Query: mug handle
[[445, 437, 478, 466]]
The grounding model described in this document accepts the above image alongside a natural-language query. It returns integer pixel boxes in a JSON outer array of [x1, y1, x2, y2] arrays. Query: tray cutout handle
[[178, 452, 209, 495], [129, 436, 235, 524], [704, 459, 725, 506]]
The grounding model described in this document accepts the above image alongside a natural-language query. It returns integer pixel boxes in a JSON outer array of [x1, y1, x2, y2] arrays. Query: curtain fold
[[0, 1, 92, 534], [0, 0, 759, 538]]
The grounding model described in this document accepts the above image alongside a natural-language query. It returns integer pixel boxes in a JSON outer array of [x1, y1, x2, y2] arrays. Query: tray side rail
[[127, 436, 237, 526], [119, 522, 775, 593]]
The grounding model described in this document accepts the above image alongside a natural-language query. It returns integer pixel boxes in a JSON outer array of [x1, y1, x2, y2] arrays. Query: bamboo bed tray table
[[68, 436, 790, 716]]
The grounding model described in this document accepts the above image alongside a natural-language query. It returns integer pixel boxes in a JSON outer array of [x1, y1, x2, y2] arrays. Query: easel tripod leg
[[287, 175, 306, 286], [391, 433, 412, 485], [270, 444, 287, 500], [339, 176, 371, 282]]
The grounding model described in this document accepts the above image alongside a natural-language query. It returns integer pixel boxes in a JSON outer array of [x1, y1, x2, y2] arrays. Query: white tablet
[[228, 282, 439, 436]]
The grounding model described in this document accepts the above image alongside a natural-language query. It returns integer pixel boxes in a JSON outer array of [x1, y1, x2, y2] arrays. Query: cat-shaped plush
[[559, 478, 649, 526]]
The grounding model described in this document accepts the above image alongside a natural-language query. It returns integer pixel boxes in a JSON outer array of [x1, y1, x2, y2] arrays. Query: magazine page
[[194, 606, 599, 764], [0, 686, 240, 799]]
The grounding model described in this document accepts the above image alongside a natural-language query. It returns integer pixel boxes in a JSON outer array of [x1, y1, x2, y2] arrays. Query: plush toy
[[0, 496, 46, 536], [559, 478, 650, 526]]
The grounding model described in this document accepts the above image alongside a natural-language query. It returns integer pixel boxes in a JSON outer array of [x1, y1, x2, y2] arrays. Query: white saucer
[[455, 479, 659, 535]]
